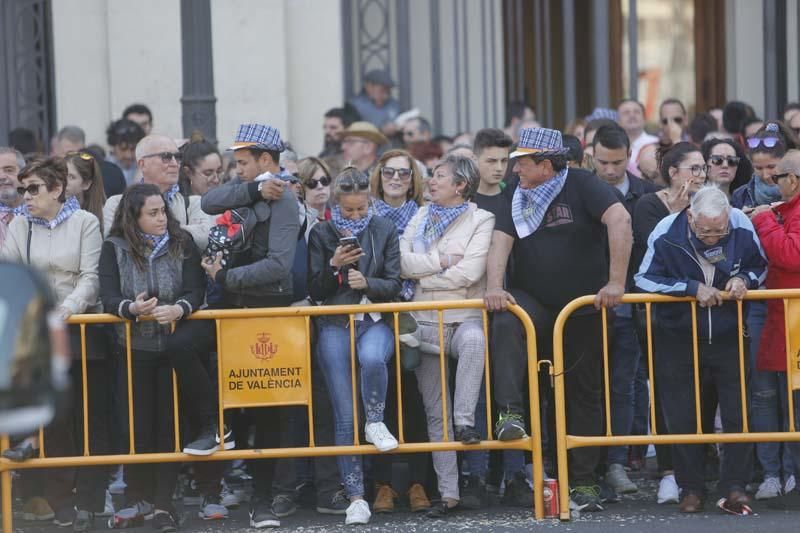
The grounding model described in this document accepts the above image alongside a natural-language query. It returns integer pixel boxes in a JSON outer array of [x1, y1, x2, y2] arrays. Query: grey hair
[[134, 134, 176, 161], [280, 149, 298, 166], [56, 125, 86, 145], [690, 185, 730, 219], [0, 146, 25, 169], [433, 153, 480, 201]]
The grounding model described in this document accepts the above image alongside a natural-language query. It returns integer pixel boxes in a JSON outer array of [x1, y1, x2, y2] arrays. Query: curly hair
[[108, 184, 189, 271]]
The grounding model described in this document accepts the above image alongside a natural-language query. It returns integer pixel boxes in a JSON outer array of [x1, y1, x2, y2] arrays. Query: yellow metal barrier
[[552, 289, 800, 520], [1, 300, 545, 532]]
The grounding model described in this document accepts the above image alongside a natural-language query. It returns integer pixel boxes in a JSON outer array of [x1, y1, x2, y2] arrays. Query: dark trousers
[[123, 354, 179, 511], [491, 289, 604, 485], [654, 329, 752, 496], [22, 358, 113, 513]]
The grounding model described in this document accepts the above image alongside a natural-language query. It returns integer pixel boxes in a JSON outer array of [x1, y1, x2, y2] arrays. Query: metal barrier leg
[[552, 314, 571, 520], [1, 435, 11, 533]]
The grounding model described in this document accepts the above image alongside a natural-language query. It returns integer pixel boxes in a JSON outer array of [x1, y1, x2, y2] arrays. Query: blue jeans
[[608, 314, 641, 466], [747, 303, 796, 479], [316, 318, 394, 498]]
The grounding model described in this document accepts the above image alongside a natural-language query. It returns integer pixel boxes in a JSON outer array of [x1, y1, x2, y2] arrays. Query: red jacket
[[753, 193, 800, 371]]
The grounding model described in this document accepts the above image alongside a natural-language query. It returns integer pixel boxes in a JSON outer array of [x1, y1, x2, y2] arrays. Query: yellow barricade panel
[[787, 299, 800, 391], [219, 316, 310, 407]]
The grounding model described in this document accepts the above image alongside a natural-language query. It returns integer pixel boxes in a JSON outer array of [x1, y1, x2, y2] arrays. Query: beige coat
[[103, 192, 213, 249], [0, 210, 101, 314], [400, 203, 495, 324]]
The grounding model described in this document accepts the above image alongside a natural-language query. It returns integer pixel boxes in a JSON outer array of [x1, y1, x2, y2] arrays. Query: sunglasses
[[66, 151, 94, 161], [305, 175, 331, 189], [709, 155, 740, 167], [336, 173, 370, 192], [381, 166, 412, 180], [677, 164, 709, 177], [661, 117, 684, 125], [747, 136, 779, 149], [142, 152, 182, 163], [17, 183, 47, 196], [772, 172, 792, 182]]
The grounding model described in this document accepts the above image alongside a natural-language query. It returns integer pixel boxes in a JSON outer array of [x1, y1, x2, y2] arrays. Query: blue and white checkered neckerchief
[[138, 230, 170, 263], [331, 204, 373, 237], [139, 179, 180, 207], [24, 196, 81, 230], [511, 168, 568, 238], [373, 199, 418, 235], [413, 202, 469, 253], [0, 202, 25, 216]]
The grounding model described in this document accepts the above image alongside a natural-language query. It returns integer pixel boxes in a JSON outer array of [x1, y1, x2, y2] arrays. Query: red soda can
[[543, 478, 560, 518]]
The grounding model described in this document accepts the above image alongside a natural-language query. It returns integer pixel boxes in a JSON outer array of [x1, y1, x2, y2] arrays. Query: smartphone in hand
[[339, 236, 360, 250]]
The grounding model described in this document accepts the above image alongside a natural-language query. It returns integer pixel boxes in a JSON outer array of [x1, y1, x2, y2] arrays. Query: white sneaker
[[345, 499, 371, 525], [364, 422, 398, 452], [785, 475, 796, 494], [755, 476, 782, 500], [657, 474, 679, 504]]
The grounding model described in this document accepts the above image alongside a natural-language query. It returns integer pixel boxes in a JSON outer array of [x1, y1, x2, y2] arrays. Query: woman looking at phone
[[307, 166, 402, 526], [732, 123, 786, 211]]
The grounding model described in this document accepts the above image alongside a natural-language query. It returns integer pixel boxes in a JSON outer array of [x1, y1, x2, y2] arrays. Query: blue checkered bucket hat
[[228, 123, 286, 152], [509, 127, 570, 159]]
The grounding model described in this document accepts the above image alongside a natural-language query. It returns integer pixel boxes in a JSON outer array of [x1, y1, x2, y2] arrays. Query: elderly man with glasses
[[635, 186, 767, 514], [102, 134, 212, 248]]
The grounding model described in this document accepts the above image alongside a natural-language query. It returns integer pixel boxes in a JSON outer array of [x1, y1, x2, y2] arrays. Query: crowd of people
[[2, 69, 800, 529]]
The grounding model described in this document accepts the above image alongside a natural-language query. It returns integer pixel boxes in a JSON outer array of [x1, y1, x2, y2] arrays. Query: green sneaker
[[570, 485, 604, 512], [495, 411, 527, 441]]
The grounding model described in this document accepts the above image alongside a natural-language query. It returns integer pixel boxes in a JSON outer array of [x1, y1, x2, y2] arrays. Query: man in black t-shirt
[[484, 127, 632, 512], [473, 128, 513, 217]]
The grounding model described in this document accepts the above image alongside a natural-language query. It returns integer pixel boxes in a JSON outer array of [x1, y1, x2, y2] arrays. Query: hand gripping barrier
[[551, 289, 800, 520], [1, 299, 546, 532]]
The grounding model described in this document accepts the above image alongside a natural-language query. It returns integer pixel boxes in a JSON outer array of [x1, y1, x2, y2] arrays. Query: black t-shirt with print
[[474, 191, 511, 219], [495, 168, 620, 311]]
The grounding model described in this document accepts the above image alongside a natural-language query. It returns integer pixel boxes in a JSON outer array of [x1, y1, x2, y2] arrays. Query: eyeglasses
[[677, 164, 708, 177], [306, 175, 331, 189], [661, 117, 684, 125], [747, 136, 779, 149], [772, 172, 792, 182], [341, 138, 369, 146], [709, 155, 740, 167], [693, 225, 730, 239], [17, 183, 47, 196], [381, 166, 412, 181], [142, 152, 182, 163], [336, 173, 370, 192]]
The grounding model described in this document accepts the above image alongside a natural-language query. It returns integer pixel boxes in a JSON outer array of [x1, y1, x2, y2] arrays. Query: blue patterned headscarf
[[331, 204, 373, 237], [24, 196, 81, 229], [413, 202, 469, 252], [137, 230, 170, 263], [373, 199, 418, 235], [510, 167, 568, 238]]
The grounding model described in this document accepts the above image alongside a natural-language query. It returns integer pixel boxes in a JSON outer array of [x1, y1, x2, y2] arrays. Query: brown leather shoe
[[407, 483, 432, 512], [372, 484, 397, 513], [679, 492, 704, 513], [725, 490, 750, 512]]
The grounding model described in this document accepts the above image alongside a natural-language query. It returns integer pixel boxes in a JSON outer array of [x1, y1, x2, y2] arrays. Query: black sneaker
[[454, 426, 481, 445], [183, 424, 235, 456], [151, 510, 178, 532], [316, 489, 349, 515], [54, 506, 76, 527], [495, 412, 527, 441], [249, 498, 280, 528], [182, 479, 202, 507], [598, 479, 620, 504], [501, 472, 533, 507], [569, 485, 604, 512], [271, 494, 297, 518], [72, 510, 93, 532], [460, 476, 488, 510]]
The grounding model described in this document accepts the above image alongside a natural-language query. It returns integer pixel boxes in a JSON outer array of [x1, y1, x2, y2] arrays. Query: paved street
[[9, 466, 800, 533]]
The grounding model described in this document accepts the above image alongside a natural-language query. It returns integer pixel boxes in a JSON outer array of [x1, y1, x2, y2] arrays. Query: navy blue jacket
[[634, 208, 767, 340], [731, 177, 757, 210]]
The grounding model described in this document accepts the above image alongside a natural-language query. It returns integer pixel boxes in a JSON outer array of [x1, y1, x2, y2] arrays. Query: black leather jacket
[[308, 216, 401, 325]]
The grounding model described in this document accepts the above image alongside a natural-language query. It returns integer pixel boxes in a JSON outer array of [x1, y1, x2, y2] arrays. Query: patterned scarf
[[331, 204, 373, 237], [373, 199, 418, 235], [511, 168, 568, 238], [0, 202, 24, 226], [138, 230, 170, 263], [24, 196, 81, 229], [753, 175, 782, 206], [413, 202, 469, 252], [139, 178, 180, 206]]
